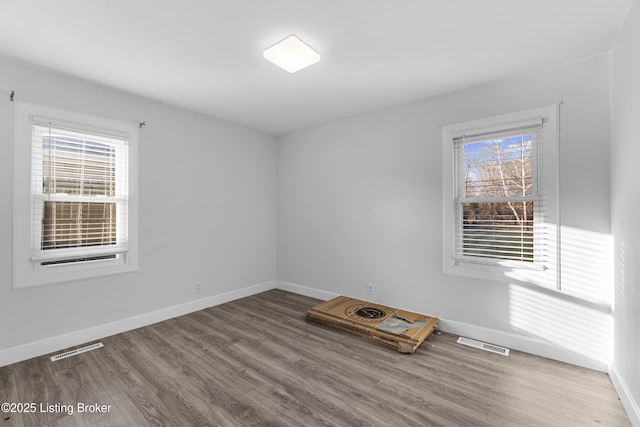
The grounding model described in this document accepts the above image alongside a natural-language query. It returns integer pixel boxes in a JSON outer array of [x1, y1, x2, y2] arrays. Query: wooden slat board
[[306, 296, 438, 353]]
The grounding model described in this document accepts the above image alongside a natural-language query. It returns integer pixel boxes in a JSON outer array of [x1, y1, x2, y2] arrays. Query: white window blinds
[[30, 119, 130, 264], [453, 119, 545, 266]]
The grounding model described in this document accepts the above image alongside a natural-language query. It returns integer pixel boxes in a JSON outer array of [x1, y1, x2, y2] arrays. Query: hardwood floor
[[0, 290, 630, 426]]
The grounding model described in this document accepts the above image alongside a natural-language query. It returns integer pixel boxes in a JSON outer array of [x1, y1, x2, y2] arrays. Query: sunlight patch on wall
[[508, 226, 614, 366], [509, 284, 613, 365], [560, 226, 613, 304]]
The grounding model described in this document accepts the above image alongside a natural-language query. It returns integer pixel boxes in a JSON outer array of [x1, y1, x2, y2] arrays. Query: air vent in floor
[[457, 337, 509, 356], [50, 342, 104, 362]]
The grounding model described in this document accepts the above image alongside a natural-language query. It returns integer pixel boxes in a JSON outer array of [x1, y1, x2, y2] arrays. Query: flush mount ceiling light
[[263, 35, 320, 73]]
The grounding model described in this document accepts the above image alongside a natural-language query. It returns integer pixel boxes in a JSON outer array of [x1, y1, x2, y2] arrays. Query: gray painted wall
[[0, 58, 278, 353], [277, 54, 613, 370], [611, 0, 640, 423]]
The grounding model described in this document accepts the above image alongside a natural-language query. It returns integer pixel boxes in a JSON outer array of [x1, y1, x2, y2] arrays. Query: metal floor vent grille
[[457, 337, 509, 356], [50, 342, 104, 362]]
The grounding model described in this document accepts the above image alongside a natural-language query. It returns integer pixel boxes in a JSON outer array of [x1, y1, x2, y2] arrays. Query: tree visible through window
[[454, 126, 540, 264], [442, 106, 558, 284]]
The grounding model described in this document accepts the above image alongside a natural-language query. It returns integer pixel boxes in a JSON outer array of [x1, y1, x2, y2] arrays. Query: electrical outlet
[[195, 283, 202, 293], [367, 284, 374, 295]]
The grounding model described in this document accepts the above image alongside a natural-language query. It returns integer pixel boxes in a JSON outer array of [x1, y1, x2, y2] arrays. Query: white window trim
[[441, 105, 559, 288], [12, 102, 139, 289]]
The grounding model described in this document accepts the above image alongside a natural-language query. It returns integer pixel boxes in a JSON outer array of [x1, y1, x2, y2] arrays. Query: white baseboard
[[3, 279, 633, 421], [0, 280, 276, 367], [0, 279, 612, 376], [275, 280, 340, 301], [438, 318, 609, 372], [610, 364, 640, 427], [274, 281, 609, 371]]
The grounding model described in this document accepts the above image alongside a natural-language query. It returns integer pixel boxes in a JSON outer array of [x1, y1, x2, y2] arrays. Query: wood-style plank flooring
[[0, 290, 630, 426]]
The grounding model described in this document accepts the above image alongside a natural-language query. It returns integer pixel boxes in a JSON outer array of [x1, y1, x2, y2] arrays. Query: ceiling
[[0, 0, 633, 136]]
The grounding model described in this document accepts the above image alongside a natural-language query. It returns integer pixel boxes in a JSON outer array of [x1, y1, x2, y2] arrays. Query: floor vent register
[[457, 337, 510, 356], [50, 342, 104, 362]]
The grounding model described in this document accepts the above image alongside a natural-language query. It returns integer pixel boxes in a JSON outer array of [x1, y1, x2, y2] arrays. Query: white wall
[[611, 0, 640, 424], [0, 58, 277, 363], [277, 54, 613, 371]]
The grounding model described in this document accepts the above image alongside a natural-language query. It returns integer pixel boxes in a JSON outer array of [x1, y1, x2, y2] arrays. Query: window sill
[[443, 257, 558, 289], [13, 257, 137, 290]]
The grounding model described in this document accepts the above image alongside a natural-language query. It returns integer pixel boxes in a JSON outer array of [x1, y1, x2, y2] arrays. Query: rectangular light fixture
[[263, 35, 320, 73]]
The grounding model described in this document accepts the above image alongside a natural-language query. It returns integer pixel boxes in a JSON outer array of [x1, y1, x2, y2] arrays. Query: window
[[442, 106, 558, 286], [13, 102, 138, 289], [455, 123, 540, 265]]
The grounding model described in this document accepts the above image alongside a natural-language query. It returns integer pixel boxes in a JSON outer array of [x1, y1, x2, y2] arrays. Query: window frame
[[441, 106, 558, 287], [12, 102, 139, 289]]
